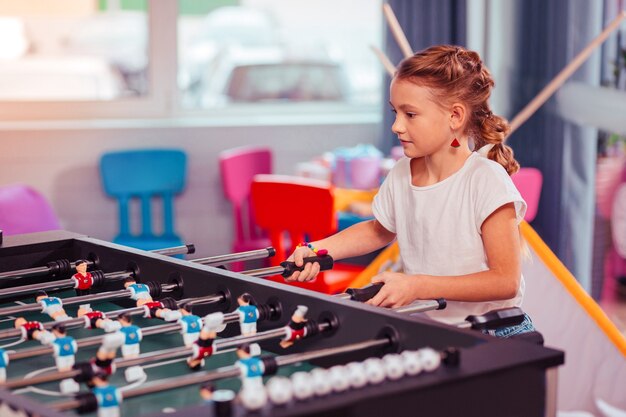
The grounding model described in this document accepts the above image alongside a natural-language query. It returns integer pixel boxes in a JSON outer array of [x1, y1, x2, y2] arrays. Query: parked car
[[198, 46, 351, 107]]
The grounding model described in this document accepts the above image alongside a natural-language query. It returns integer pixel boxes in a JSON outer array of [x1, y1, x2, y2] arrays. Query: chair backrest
[[250, 174, 336, 263], [100, 149, 187, 238], [0, 184, 60, 235], [511, 167, 543, 222], [219, 147, 272, 249]]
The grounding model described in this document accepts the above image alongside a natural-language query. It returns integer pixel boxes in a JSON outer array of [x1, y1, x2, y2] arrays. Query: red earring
[[450, 138, 460, 148]]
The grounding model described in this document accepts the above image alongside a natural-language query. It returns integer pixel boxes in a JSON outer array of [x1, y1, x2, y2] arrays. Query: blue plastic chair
[[100, 149, 187, 251]]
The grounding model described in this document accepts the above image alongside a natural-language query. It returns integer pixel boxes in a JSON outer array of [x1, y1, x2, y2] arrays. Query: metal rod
[[151, 245, 195, 257], [0, 264, 72, 281], [392, 300, 444, 314], [0, 289, 131, 317], [191, 247, 275, 266], [0, 269, 133, 301], [0, 305, 142, 344], [8, 320, 327, 389], [276, 337, 389, 367], [0, 245, 192, 282], [0, 294, 224, 341], [240, 266, 284, 278], [333, 293, 352, 300]]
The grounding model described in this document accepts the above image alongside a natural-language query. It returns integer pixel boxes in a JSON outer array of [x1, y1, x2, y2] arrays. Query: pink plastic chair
[[511, 168, 543, 222], [0, 184, 60, 235], [219, 147, 273, 266]]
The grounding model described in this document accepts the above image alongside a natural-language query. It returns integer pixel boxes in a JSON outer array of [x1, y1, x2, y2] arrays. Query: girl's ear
[[449, 102, 467, 130]]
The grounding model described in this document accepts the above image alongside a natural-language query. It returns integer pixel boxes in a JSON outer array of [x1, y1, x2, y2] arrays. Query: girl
[[287, 45, 533, 337]]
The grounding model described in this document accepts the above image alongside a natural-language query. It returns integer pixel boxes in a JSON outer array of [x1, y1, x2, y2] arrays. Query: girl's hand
[[284, 245, 320, 282], [366, 272, 417, 308]]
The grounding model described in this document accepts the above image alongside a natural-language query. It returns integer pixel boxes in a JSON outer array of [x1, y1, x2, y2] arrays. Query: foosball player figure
[[77, 304, 121, 333], [237, 293, 259, 336], [200, 381, 216, 404], [50, 323, 77, 371], [0, 348, 8, 383], [71, 259, 94, 296], [187, 313, 222, 370], [178, 302, 202, 347], [116, 313, 142, 358], [51, 323, 80, 393], [201, 382, 236, 417], [14, 317, 55, 344], [280, 305, 309, 349], [90, 371, 122, 417], [89, 332, 125, 382], [235, 343, 265, 390], [142, 297, 182, 322], [36, 290, 70, 321], [123, 277, 152, 305]]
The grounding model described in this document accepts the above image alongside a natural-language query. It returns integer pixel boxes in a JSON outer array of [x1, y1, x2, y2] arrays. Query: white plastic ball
[[382, 353, 405, 380], [266, 376, 293, 405], [310, 368, 332, 396], [363, 358, 386, 385], [239, 386, 268, 411], [290, 371, 315, 400], [328, 365, 350, 393], [345, 362, 368, 389], [419, 347, 441, 372], [401, 350, 423, 376]]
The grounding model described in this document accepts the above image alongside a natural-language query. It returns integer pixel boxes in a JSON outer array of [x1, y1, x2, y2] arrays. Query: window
[[0, 0, 383, 120], [177, 0, 383, 110], [0, 0, 149, 101]]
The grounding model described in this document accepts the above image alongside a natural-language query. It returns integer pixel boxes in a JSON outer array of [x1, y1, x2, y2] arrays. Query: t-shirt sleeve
[[474, 163, 527, 230], [372, 164, 397, 233]]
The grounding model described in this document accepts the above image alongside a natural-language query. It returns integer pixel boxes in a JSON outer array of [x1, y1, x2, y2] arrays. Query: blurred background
[[1, 0, 626, 335]]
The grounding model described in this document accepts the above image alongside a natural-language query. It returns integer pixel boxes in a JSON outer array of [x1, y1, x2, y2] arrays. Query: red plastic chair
[[250, 174, 363, 294], [219, 147, 273, 261], [511, 167, 543, 222]]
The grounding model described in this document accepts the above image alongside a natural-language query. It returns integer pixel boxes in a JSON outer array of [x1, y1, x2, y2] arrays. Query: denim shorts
[[482, 313, 535, 338]]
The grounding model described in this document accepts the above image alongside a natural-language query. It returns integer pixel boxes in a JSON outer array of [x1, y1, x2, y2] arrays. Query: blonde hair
[[395, 45, 519, 175]]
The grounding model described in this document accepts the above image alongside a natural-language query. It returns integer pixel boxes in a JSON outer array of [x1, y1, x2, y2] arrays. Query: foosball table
[[0, 231, 563, 417]]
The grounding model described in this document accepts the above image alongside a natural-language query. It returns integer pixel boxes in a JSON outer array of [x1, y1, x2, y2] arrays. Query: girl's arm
[[367, 203, 521, 307], [286, 219, 396, 282]]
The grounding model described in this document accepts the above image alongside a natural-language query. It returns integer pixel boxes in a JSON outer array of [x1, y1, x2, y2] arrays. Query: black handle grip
[[345, 282, 384, 302], [465, 307, 525, 330], [280, 255, 334, 277]]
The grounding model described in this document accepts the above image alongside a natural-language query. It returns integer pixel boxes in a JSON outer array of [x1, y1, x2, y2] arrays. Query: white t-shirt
[[372, 152, 527, 324]]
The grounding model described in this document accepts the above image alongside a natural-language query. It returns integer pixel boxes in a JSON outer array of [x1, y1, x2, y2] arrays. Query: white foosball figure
[[50, 324, 77, 372], [36, 291, 70, 321], [116, 313, 143, 359], [91, 372, 122, 417], [235, 343, 265, 391], [177, 303, 202, 347], [0, 348, 8, 383], [236, 293, 259, 336]]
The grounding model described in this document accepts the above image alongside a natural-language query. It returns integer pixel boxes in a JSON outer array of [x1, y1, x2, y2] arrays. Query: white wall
[[0, 120, 381, 258]]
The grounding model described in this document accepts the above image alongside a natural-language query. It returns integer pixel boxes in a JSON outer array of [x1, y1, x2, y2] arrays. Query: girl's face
[[389, 79, 453, 159]]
